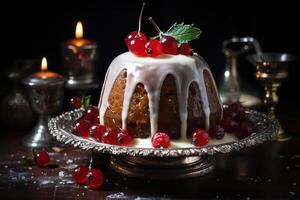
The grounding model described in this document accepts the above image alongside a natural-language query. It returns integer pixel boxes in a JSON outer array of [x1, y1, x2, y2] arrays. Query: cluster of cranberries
[[211, 102, 254, 140], [125, 31, 193, 57], [70, 97, 253, 149], [73, 165, 104, 189], [70, 97, 133, 146]]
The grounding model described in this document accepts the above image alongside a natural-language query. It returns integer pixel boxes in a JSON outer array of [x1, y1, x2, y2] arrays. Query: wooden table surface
[[0, 104, 300, 200]]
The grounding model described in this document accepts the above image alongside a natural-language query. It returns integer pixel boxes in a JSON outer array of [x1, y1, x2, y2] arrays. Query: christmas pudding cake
[[72, 5, 253, 148], [98, 52, 223, 140]]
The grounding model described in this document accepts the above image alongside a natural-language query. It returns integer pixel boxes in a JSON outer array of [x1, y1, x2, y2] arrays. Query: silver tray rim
[[48, 108, 279, 157]]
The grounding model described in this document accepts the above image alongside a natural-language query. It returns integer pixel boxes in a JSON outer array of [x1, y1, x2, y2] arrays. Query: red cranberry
[[34, 150, 50, 168], [151, 132, 170, 148], [73, 165, 89, 184], [101, 130, 118, 145], [145, 39, 163, 57], [224, 102, 246, 121], [85, 169, 104, 189], [89, 125, 106, 141], [209, 124, 225, 139], [178, 43, 193, 55], [70, 97, 81, 109], [125, 31, 147, 45], [128, 37, 147, 57], [117, 130, 133, 146], [160, 35, 177, 55], [95, 115, 100, 125], [84, 107, 99, 124], [74, 119, 91, 138], [235, 120, 253, 139], [221, 116, 238, 133], [191, 129, 209, 146]]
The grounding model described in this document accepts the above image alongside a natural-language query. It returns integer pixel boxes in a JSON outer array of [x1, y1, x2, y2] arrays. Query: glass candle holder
[[61, 39, 98, 90], [23, 68, 65, 148]]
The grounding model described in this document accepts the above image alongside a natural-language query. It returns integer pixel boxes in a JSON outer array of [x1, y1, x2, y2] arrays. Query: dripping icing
[[99, 52, 221, 138]]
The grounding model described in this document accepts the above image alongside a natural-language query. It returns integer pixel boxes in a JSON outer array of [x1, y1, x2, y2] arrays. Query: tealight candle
[[30, 57, 63, 80], [61, 21, 98, 90], [22, 57, 65, 147]]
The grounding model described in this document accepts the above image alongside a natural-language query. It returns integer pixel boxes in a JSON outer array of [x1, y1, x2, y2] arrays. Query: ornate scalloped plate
[[48, 108, 279, 157]]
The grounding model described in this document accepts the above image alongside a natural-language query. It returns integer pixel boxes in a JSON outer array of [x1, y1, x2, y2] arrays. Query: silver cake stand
[[49, 108, 279, 180]]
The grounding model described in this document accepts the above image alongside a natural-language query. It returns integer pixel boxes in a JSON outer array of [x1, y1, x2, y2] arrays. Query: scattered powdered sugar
[[106, 192, 128, 199], [38, 170, 74, 187], [290, 154, 300, 160], [41, 180, 54, 185], [66, 159, 73, 164], [62, 163, 78, 170], [289, 191, 295, 196], [279, 155, 285, 159], [58, 171, 65, 177]]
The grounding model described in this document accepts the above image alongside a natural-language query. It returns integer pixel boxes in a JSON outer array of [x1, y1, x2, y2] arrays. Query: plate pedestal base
[[110, 155, 214, 180]]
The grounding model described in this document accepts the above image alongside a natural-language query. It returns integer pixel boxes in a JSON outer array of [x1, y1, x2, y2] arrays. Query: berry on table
[[151, 132, 170, 148], [74, 119, 91, 138], [191, 129, 209, 146], [89, 124, 106, 141], [85, 169, 104, 189], [160, 35, 177, 55], [117, 130, 133, 146], [178, 43, 193, 55], [145, 39, 162, 57], [70, 97, 81, 109], [73, 165, 89, 184], [34, 150, 50, 168]]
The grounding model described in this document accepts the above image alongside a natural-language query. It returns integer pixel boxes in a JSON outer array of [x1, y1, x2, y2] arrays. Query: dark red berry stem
[[148, 17, 163, 38]]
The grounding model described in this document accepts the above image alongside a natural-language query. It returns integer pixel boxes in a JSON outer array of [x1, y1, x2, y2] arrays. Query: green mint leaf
[[32, 148, 37, 156], [83, 95, 91, 109], [164, 22, 202, 44], [21, 156, 33, 166]]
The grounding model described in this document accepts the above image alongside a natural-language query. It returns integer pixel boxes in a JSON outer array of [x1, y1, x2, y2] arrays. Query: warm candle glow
[[75, 21, 83, 39], [41, 57, 47, 71]]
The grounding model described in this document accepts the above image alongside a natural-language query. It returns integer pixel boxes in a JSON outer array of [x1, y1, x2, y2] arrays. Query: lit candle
[[65, 21, 94, 47], [32, 57, 63, 79], [61, 21, 98, 89]]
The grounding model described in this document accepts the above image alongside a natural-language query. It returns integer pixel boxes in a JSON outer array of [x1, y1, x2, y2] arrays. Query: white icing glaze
[[99, 52, 222, 139]]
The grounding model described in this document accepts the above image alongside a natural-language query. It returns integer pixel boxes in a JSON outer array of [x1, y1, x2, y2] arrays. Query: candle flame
[[41, 57, 47, 71], [75, 21, 83, 39]]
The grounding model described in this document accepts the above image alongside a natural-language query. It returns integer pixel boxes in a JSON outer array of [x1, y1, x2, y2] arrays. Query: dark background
[[0, 0, 299, 105]]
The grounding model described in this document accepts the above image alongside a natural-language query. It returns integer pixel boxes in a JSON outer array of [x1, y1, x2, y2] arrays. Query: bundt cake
[[98, 52, 223, 139]]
